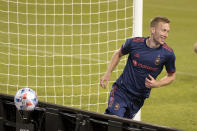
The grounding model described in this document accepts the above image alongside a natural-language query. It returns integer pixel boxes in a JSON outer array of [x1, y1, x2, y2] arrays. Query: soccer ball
[[14, 88, 38, 111]]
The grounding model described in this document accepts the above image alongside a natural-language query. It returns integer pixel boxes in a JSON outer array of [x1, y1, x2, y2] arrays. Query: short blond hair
[[150, 16, 170, 27]]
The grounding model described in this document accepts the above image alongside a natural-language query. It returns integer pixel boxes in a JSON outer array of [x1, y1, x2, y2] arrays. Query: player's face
[[151, 22, 170, 45]]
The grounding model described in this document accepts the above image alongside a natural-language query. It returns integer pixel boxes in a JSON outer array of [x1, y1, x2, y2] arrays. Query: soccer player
[[100, 16, 176, 119]]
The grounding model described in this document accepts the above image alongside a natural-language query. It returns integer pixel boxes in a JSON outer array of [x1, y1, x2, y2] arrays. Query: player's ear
[[150, 27, 155, 34]]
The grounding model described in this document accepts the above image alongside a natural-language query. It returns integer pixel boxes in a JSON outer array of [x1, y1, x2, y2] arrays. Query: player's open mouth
[[160, 37, 165, 42]]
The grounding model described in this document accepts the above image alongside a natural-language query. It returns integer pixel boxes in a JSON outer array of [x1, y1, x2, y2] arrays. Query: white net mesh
[[0, 0, 133, 113]]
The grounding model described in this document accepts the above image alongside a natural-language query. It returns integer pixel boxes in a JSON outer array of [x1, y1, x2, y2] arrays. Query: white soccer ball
[[14, 88, 38, 111]]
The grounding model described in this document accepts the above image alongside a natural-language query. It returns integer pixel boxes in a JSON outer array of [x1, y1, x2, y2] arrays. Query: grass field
[[142, 0, 197, 130], [0, 0, 197, 131]]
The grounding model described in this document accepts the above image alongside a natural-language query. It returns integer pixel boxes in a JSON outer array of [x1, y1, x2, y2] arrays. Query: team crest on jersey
[[155, 55, 160, 65], [114, 103, 119, 110]]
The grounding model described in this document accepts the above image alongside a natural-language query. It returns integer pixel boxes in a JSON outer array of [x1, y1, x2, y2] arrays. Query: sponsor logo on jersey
[[132, 60, 158, 71]]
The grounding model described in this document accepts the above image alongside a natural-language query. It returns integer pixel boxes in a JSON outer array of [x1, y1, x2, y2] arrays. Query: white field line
[[175, 72, 197, 77], [1, 43, 104, 63]]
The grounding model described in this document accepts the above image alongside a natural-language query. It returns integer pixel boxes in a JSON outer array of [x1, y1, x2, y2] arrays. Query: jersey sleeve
[[165, 52, 176, 73], [121, 38, 133, 55]]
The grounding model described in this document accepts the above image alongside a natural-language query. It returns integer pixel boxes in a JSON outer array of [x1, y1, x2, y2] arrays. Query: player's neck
[[146, 38, 161, 48]]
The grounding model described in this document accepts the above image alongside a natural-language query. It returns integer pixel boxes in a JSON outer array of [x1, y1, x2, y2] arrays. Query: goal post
[[133, 0, 143, 37], [132, 0, 143, 121]]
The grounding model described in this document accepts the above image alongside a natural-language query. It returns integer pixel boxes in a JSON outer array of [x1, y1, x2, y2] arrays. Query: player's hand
[[145, 74, 159, 88], [100, 74, 110, 89]]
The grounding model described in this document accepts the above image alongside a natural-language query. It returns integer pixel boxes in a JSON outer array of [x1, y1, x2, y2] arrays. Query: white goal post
[[132, 0, 143, 121]]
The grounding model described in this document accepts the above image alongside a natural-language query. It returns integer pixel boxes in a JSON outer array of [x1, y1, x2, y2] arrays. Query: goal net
[[0, 0, 142, 119]]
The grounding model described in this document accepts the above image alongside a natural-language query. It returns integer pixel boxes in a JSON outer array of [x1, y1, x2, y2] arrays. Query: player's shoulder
[[125, 37, 146, 46], [130, 37, 146, 43], [162, 43, 174, 53]]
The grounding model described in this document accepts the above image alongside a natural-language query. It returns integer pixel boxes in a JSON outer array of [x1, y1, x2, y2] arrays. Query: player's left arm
[[146, 47, 176, 88], [145, 72, 175, 88]]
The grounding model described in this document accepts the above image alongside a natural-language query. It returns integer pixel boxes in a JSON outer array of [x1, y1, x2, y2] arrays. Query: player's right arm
[[100, 49, 124, 89]]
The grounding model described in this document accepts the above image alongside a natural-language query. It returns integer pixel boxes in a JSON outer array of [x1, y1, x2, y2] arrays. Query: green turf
[[0, 0, 197, 130], [142, 0, 197, 130]]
